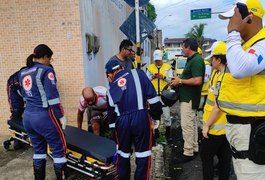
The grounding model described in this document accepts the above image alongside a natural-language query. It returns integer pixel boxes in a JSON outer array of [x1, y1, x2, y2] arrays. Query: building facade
[[164, 37, 217, 48], [0, 0, 132, 135]]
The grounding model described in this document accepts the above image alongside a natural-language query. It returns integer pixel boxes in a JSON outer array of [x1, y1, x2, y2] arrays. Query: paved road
[[163, 102, 237, 180], [0, 136, 56, 180], [0, 101, 238, 180], [0, 135, 164, 180]]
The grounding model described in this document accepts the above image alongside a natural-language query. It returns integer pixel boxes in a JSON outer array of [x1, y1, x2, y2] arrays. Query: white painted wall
[[79, 0, 132, 87]]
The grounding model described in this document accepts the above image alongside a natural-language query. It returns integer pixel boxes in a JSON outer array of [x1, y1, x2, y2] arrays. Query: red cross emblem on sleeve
[[118, 78, 127, 87]]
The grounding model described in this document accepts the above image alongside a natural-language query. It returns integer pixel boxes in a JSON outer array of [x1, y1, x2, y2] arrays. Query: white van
[[174, 57, 187, 76], [164, 47, 183, 60]]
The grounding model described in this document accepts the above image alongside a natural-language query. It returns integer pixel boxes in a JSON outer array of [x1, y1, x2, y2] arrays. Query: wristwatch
[[228, 29, 239, 34]]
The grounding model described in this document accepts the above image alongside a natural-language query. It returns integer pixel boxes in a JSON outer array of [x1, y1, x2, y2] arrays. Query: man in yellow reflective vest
[[200, 60, 212, 108], [146, 50, 173, 144], [201, 41, 232, 180], [197, 47, 212, 108], [132, 48, 145, 69], [197, 48, 212, 130], [218, 0, 265, 179]]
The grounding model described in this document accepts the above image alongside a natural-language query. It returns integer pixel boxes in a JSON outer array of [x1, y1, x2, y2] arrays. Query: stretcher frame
[[4, 119, 116, 179]]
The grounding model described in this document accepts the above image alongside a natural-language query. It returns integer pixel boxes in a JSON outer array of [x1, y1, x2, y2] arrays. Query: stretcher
[[3, 118, 117, 179]]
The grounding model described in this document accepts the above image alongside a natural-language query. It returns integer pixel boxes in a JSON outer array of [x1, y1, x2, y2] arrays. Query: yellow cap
[[205, 42, 226, 60], [219, 0, 264, 19], [197, 47, 202, 55]]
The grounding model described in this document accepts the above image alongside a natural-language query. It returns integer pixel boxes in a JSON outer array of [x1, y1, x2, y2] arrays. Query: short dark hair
[[213, 55, 227, 65], [119, 39, 133, 52], [183, 38, 198, 52]]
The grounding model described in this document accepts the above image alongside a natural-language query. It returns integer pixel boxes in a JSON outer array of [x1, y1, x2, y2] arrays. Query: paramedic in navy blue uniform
[[19, 44, 67, 180], [105, 59, 163, 180]]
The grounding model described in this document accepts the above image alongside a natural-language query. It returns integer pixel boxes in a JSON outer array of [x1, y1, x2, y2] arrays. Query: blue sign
[[119, 10, 156, 43], [124, 0, 149, 7]]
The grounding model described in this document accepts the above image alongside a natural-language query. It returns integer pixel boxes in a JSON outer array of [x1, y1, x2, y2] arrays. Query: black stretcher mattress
[[7, 118, 25, 132], [7, 119, 116, 164]]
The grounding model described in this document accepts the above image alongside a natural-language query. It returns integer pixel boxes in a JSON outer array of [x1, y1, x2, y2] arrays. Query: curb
[[151, 144, 164, 179]]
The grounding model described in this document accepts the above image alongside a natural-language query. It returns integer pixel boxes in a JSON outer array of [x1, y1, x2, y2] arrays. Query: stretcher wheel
[[13, 140, 23, 150], [3, 140, 11, 150]]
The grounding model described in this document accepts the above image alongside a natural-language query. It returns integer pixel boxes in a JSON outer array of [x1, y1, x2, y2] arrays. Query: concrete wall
[[0, 0, 131, 136], [79, 0, 131, 87]]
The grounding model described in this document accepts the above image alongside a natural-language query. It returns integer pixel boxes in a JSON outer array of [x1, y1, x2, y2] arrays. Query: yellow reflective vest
[[147, 63, 171, 94], [132, 60, 137, 69], [203, 70, 227, 135], [201, 60, 212, 96], [217, 28, 265, 117]]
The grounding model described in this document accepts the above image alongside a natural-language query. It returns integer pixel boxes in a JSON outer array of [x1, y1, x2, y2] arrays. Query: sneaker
[[174, 154, 194, 164]]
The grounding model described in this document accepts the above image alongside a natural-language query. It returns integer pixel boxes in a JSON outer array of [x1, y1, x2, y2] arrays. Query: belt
[[226, 115, 265, 124], [231, 145, 249, 160]]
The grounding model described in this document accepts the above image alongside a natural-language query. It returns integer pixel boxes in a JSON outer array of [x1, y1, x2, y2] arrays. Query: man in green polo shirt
[[171, 38, 205, 163]]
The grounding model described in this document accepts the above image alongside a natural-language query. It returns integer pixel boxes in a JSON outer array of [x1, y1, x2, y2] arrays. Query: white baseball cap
[[153, 50, 163, 61], [219, 0, 264, 20]]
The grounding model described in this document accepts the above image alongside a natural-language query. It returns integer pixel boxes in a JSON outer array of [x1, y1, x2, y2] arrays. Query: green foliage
[[147, 3, 157, 22], [185, 23, 207, 48]]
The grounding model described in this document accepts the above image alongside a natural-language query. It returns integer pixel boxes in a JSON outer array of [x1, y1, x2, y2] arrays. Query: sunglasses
[[125, 48, 133, 52]]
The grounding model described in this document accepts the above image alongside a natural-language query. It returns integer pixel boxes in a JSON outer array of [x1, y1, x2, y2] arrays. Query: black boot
[[166, 126, 173, 144], [33, 161, 46, 180], [54, 164, 68, 180]]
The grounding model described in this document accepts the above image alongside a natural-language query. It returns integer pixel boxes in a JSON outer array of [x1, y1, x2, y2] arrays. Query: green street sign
[[191, 8, 211, 20]]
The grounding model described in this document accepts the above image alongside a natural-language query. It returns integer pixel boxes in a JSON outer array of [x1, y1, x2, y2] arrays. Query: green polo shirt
[[179, 53, 205, 109]]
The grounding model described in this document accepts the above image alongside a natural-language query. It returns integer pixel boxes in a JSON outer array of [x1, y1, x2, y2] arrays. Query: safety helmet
[[161, 83, 179, 107]]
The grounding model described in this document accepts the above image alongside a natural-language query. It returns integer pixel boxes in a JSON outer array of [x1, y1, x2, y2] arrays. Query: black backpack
[[249, 120, 265, 165], [7, 67, 26, 118]]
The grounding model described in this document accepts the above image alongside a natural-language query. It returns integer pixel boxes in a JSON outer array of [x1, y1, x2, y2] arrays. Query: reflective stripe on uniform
[[36, 68, 48, 108], [53, 157, 67, 164], [225, 66, 265, 75], [117, 150, 131, 158], [206, 99, 215, 106], [203, 122, 226, 130], [48, 98, 60, 105], [218, 100, 265, 112], [148, 96, 160, 104], [135, 150, 152, 158], [17, 89, 22, 97], [131, 69, 144, 110], [33, 154, 47, 159], [107, 92, 120, 116], [109, 123, 115, 128]]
